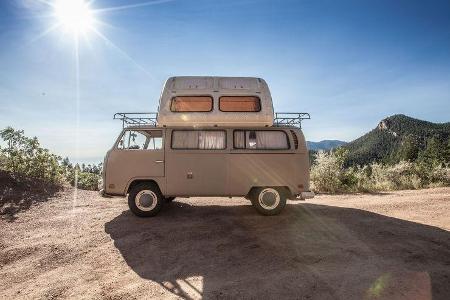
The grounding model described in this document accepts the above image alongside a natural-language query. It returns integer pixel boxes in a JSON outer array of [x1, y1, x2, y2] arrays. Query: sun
[[53, 0, 95, 35]]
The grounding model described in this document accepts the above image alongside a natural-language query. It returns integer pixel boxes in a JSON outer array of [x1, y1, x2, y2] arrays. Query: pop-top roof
[[156, 76, 274, 127], [113, 76, 311, 129]]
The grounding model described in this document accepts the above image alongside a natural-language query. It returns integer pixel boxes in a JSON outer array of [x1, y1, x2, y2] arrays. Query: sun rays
[[27, 0, 174, 229], [33, 0, 174, 46], [53, 0, 94, 35]]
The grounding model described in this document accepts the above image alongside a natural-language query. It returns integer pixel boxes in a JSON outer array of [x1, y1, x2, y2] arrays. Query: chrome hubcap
[[135, 190, 158, 211], [258, 188, 280, 210]]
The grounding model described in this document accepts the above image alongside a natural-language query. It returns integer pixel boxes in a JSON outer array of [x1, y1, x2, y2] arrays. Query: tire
[[128, 183, 164, 217], [165, 197, 175, 203], [250, 187, 287, 216]]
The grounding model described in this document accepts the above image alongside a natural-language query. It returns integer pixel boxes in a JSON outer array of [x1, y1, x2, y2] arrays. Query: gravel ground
[[1, 187, 449, 299]]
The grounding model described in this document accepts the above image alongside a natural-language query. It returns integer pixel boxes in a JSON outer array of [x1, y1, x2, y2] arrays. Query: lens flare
[[54, 0, 94, 35]]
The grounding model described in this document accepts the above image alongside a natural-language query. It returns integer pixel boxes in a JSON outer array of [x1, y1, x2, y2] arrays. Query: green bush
[[310, 149, 350, 193], [0, 127, 65, 184], [0, 127, 101, 190], [311, 148, 450, 193], [67, 168, 100, 191], [78, 172, 100, 190]]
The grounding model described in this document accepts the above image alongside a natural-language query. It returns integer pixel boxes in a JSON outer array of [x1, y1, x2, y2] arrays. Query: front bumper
[[99, 189, 114, 198]]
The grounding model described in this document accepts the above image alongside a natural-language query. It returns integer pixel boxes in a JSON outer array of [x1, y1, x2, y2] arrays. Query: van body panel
[[105, 150, 165, 195], [227, 153, 300, 196], [165, 128, 228, 196], [165, 152, 228, 196], [103, 126, 311, 198], [104, 129, 165, 195]]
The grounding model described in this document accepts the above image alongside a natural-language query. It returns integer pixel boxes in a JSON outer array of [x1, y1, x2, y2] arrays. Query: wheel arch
[[247, 186, 292, 199], [126, 179, 162, 195]]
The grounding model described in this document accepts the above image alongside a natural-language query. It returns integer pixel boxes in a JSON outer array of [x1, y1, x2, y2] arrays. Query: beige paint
[[104, 129, 165, 195], [103, 126, 310, 198], [157, 76, 274, 127]]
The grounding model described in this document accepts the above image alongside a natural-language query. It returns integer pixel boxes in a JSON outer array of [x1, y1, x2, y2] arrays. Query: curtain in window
[[172, 131, 199, 149], [233, 131, 245, 148], [172, 130, 225, 149], [255, 131, 288, 149], [246, 131, 257, 149], [199, 131, 226, 149]]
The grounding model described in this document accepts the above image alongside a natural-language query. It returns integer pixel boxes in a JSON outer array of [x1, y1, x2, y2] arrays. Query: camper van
[[100, 76, 313, 216]]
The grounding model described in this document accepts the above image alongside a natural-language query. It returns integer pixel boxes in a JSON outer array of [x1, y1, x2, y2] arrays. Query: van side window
[[219, 96, 261, 112], [118, 130, 163, 150], [171, 130, 226, 150], [170, 96, 213, 112], [233, 130, 290, 150]]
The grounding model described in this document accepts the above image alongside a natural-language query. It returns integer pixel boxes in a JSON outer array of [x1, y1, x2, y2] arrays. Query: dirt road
[[1, 188, 449, 299]]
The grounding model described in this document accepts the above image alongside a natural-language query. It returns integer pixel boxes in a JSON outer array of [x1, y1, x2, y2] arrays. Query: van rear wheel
[[250, 187, 286, 216], [128, 183, 163, 217]]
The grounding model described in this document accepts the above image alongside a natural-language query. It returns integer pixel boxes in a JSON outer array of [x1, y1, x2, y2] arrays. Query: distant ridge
[[307, 140, 347, 151], [344, 114, 450, 166]]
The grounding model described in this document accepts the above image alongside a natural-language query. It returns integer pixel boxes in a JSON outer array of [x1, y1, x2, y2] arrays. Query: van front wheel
[[128, 183, 163, 217], [250, 187, 286, 216]]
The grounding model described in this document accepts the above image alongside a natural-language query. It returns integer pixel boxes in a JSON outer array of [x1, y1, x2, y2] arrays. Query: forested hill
[[307, 140, 347, 151], [344, 114, 450, 166]]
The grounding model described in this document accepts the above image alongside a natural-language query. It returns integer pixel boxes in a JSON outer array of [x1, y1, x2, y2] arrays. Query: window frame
[[218, 95, 262, 112], [170, 129, 227, 150], [233, 130, 246, 149], [232, 129, 291, 150], [170, 95, 214, 113], [116, 129, 164, 151]]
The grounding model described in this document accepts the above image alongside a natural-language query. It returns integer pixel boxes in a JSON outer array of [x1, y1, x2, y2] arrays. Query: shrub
[[311, 148, 450, 193], [66, 164, 101, 191], [78, 172, 100, 190], [0, 127, 101, 190], [0, 127, 65, 184], [310, 149, 356, 193]]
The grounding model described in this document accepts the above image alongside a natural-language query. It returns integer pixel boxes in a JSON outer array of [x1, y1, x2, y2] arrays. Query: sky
[[0, 0, 449, 163]]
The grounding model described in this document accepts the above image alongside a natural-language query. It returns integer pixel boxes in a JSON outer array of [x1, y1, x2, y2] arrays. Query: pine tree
[[396, 135, 420, 162], [419, 136, 445, 165], [445, 139, 450, 163]]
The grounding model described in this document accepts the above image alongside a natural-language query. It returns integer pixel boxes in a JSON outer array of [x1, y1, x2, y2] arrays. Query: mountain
[[344, 114, 450, 166], [307, 140, 347, 151]]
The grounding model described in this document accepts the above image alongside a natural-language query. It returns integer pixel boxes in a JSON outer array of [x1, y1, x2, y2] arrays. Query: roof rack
[[273, 112, 310, 128], [114, 112, 311, 128], [113, 112, 158, 128]]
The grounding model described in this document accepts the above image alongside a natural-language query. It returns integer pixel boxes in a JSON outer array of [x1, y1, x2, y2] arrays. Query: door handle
[[155, 160, 164, 163]]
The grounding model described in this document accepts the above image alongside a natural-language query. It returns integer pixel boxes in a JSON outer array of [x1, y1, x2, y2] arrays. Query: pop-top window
[[172, 130, 226, 150], [234, 130, 289, 150], [219, 96, 261, 112], [170, 96, 213, 112]]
